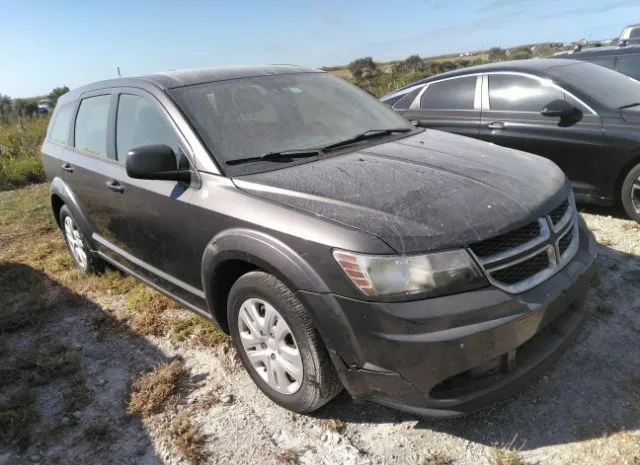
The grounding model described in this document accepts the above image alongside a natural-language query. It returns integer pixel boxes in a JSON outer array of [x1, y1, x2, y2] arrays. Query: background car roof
[[387, 58, 587, 96]]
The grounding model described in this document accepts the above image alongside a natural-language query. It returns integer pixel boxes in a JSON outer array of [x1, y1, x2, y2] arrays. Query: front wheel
[[227, 271, 342, 413], [621, 163, 640, 223], [59, 205, 104, 274]]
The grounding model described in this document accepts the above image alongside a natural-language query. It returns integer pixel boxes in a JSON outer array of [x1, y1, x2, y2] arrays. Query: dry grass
[[169, 315, 229, 346], [489, 436, 525, 465], [277, 448, 299, 465], [128, 360, 188, 416], [319, 418, 346, 434], [0, 392, 38, 449], [423, 452, 454, 465], [168, 411, 204, 465]]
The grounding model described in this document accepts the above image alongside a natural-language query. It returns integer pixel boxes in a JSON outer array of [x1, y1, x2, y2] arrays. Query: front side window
[[74, 95, 110, 156], [488, 74, 563, 112], [420, 76, 477, 110], [49, 102, 74, 144], [587, 56, 616, 69], [394, 87, 422, 110], [168, 72, 410, 167], [116, 94, 181, 164], [615, 56, 640, 80]]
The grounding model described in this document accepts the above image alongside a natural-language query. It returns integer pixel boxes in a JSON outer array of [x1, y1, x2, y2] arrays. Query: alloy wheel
[[237, 297, 303, 394], [632, 176, 640, 214], [64, 216, 88, 269]]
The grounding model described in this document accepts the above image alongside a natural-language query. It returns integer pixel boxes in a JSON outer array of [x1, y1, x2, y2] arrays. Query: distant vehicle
[[41, 65, 597, 417], [380, 58, 640, 222], [36, 100, 51, 114], [553, 24, 640, 80]]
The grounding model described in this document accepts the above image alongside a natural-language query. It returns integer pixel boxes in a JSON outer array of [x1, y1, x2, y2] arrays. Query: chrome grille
[[468, 192, 579, 294]]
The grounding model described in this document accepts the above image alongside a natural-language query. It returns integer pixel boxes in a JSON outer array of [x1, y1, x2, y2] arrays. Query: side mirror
[[126, 144, 190, 182], [540, 99, 583, 127]]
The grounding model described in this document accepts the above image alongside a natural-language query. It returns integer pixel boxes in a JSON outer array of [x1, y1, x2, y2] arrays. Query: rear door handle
[[106, 180, 124, 193], [487, 121, 506, 130], [61, 163, 73, 173]]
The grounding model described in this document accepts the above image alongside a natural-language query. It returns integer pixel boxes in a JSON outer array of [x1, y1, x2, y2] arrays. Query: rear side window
[[48, 103, 74, 144], [420, 76, 477, 110], [615, 56, 640, 80], [488, 74, 563, 112], [74, 95, 111, 156], [381, 94, 404, 107], [116, 94, 181, 164], [394, 87, 422, 110]]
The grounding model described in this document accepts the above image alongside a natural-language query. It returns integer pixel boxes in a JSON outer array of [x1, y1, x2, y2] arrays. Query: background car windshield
[[548, 61, 640, 109], [169, 72, 410, 164]]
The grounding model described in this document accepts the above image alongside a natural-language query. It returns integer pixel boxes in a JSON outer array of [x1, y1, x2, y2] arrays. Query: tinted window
[[116, 94, 181, 163], [586, 56, 615, 69], [420, 76, 477, 110], [488, 74, 563, 112], [394, 87, 422, 110], [615, 56, 640, 80], [49, 103, 74, 144], [548, 61, 640, 109], [74, 95, 110, 156], [381, 94, 404, 107]]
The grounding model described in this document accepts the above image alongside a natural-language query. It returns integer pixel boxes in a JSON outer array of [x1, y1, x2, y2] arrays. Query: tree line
[[0, 86, 70, 119]]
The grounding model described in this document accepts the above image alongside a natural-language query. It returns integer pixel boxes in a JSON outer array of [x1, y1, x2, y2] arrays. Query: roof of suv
[[554, 44, 640, 58], [57, 65, 323, 104]]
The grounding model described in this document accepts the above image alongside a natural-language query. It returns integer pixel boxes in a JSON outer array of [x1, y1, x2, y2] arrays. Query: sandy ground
[[1, 205, 639, 465]]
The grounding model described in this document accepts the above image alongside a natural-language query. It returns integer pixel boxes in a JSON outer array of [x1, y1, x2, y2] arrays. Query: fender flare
[[201, 228, 331, 324], [50, 177, 98, 250]]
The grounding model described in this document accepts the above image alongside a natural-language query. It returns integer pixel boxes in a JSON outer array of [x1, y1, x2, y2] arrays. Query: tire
[[228, 271, 342, 413], [621, 163, 640, 223], [59, 205, 104, 274]]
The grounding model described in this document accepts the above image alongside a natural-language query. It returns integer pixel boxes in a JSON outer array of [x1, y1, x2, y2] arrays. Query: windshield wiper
[[225, 149, 323, 166], [321, 128, 413, 152], [620, 102, 640, 110]]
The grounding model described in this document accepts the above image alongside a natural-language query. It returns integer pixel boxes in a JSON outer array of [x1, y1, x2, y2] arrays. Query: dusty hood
[[233, 130, 569, 253]]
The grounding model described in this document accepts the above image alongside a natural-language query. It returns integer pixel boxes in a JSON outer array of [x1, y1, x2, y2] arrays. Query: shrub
[[0, 116, 48, 191]]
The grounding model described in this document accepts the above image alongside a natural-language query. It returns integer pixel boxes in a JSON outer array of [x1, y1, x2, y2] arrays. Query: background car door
[[63, 92, 126, 246], [401, 75, 481, 138], [100, 90, 202, 300], [479, 73, 605, 197]]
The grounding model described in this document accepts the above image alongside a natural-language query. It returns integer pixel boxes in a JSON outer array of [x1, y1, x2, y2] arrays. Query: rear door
[[479, 72, 605, 197], [401, 75, 481, 138], [63, 91, 124, 245]]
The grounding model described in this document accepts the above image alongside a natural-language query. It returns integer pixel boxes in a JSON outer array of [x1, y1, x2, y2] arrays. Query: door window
[[49, 102, 75, 144], [393, 87, 422, 110], [420, 76, 477, 110], [116, 94, 183, 165], [586, 56, 615, 69], [488, 74, 564, 112], [74, 95, 111, 156], [615, 56, 640, 80]]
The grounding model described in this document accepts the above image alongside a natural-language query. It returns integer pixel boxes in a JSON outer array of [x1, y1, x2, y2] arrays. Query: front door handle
[[106, 180, 124, 193], [61, 163, 73, 173], [487, 121, 506, 130]]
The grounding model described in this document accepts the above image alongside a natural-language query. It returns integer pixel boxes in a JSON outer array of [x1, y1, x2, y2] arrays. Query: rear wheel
[[59, 205, 104, 274], [227, 271, 342, 413], [621, 163, 640, 223]]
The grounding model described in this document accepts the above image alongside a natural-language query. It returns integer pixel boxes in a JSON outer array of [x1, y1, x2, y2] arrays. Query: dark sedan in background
[[381, 58, 640, 223]]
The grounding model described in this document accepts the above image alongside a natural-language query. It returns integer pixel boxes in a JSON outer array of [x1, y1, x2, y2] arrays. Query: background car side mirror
[[540, 99, 583, 127], [126, 144, 190, 183]]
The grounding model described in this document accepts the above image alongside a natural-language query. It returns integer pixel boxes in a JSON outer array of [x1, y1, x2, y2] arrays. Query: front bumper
[[298, 220, 598, 417]]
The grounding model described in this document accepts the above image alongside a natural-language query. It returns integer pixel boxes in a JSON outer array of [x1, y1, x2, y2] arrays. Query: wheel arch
[[49, 177, 97, 250], [201, 229, 331, 332]]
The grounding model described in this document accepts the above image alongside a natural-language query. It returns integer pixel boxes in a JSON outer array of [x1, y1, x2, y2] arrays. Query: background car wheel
[[228, 271, 342, 413], [621, 163, 640, 223], [59, 205, 104, 274]]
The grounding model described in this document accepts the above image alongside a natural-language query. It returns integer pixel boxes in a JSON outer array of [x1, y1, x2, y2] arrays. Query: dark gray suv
[[42, 65, 597, 417]]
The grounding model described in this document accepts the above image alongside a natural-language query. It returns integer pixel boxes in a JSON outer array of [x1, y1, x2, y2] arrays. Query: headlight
[[332, 249, 486, 298]]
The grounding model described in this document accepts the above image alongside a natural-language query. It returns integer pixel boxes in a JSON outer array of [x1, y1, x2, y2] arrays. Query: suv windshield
[[169, 72, 411, 167], [548, 61, 640, 109]]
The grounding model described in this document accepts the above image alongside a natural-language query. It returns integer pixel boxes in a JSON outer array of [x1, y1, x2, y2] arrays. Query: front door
[[401, 75, 481, 138], [479, 73, 604, 198], [98, 90, 203, 302]]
